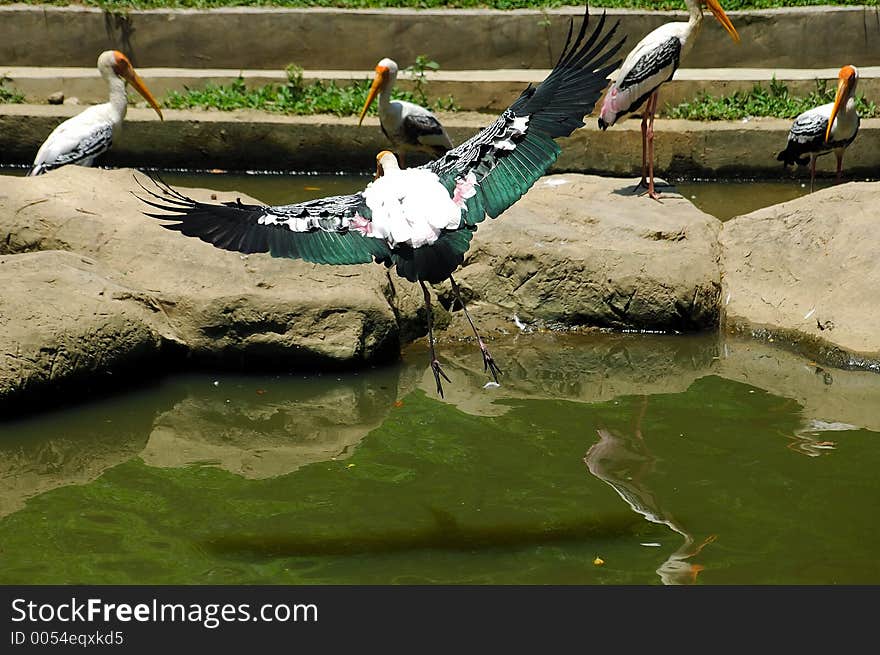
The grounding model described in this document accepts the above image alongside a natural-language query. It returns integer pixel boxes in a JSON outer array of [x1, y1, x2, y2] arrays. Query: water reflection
[[584, 398, 716, 585]]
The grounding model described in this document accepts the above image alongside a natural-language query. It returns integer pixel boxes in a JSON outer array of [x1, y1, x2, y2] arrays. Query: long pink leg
[[633, 111, 649, 192], [645, 91, 661, 202]]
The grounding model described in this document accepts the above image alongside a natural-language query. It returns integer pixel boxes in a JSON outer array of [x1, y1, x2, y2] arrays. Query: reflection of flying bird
[[585, 398, 716, 585], [777, 65, 860, 193], [597, 0, 740, 200], [358, 58, 454, 167], [28, 50, 163, 177], [136, 7, 624, 398]]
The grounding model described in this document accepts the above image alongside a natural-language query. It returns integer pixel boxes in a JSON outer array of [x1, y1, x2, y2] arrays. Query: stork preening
[[597, 0, 740, 200], [136, 7, 624, 397], [777, 65, 860, 193], [28, 50, 163, 177], [358, 58, 454, 167]]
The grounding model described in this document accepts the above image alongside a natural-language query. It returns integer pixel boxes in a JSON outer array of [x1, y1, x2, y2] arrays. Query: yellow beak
[[122, 68, 164, 120], [358, 68, 387, 127], [705, 0, 741, 43], [826, 75, 853, 143]]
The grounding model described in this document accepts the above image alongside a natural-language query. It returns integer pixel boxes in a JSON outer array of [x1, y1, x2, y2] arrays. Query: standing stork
[[357, 58, 454, 167], [777, 65, 860, 193], [136, 7, 624, 398], [28, 50, 163, 177], [597, 0, 740, 200]]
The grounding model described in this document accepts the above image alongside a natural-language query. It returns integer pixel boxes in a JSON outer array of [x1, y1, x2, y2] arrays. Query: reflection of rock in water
[[141, 360, 424, 479], [0, 391, 163, 518], [584, 403, 716, 585], [413, 332, 720, 416]]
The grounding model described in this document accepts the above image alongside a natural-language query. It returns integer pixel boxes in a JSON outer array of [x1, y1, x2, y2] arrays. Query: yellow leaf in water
[[593, 557, 604, 566], [304, 186, 321, 191]]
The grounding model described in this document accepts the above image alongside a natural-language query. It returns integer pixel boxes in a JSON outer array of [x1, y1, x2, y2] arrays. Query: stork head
[[703, 0, 740, 43], [375, 150, 400, 179], [97, 50, 164, 120], [358, 58, 399, 127], [826, 65, 859, 143]]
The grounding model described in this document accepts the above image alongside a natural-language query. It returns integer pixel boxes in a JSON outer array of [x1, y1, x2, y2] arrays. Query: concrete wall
[[2, 106, 878, 179], [1, 6, 878, 71]]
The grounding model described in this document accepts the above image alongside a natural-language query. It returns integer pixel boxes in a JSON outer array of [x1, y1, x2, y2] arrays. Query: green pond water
[[1, 333, 879, 585], [1, 169, 879, 585]]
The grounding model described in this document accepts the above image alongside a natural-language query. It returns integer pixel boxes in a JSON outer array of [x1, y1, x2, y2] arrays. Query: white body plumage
[[361, 153, 468, 248], [599, 21, 696, 127], [359, 58, 453, 163], [28, 50, 163, 176]]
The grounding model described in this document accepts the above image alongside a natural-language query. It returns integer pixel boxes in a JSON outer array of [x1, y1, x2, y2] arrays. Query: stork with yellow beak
[[358, 58, 454, 167], [28, 50, 163, 176], [777, 65, 860, 193], [597, 0, 740, 200]]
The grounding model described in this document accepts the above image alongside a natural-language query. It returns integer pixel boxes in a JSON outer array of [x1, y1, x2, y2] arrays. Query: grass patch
[[0, 1, 876, 10], [0, 76, 24, 104], [163, 59, 458, 115], [667, 78, 878, 120]]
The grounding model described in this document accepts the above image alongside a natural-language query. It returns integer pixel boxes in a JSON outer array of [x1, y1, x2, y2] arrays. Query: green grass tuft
[[667, 78, 878, 120], [0, 76, 24, 104], [163, 60, 458, 115]]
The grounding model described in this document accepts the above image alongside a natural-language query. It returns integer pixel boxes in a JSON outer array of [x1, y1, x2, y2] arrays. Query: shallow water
[[3, 166, 846, 222], [0, 333, 878, 585], [3, 168, 879, 584]]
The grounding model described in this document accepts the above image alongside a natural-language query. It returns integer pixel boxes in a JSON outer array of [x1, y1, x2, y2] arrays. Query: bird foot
[[639, 188, 663, 202], [431, 359, 451, 398], [479, 340, 502, 383]]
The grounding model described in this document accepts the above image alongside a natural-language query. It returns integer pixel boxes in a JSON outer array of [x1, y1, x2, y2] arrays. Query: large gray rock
[[439, 174, 722, 336], [720, 181, 880, 371], [0, 166, 417, 372], [0, 250, 166, 411]]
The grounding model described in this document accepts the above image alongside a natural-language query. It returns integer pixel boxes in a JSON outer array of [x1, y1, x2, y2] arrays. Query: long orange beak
[[705, 0, 740, 43], [358, 67, 387, 126], [825, 72, 854, 143], [122, 67, 164, 120]]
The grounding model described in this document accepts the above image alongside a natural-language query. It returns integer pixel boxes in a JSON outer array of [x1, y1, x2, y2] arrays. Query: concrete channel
[[2, 5, 878, 176], [1, 6, 878, 70]]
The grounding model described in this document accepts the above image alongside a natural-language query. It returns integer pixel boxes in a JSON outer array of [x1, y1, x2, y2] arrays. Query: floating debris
[[593, 556, 605, 566]]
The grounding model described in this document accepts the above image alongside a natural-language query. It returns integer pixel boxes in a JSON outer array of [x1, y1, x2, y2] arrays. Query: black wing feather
[[134, 175, 392, 265]]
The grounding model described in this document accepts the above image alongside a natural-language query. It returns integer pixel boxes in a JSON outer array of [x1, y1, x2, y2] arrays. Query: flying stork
[[777, 65, 860, 193], [28, 50, 164, 177], [358, 58, 454, 167], [597, 0, 740, 200], [136, 7, 624, 398]]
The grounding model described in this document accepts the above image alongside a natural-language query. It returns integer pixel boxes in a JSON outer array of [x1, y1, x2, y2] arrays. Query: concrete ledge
[[2, 105, 879, 177], [0, 6, 877, 70], [4, 65, 880, 113]]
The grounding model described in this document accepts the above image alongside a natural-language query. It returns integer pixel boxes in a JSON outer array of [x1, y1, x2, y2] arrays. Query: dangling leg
[[809, 154, 817, 193], [420, 280, 451, 397], [398, 150, 407, 169], [449, 275, 501, 383], [835, 149, 845, 185], [645, 91, 661, 202]]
